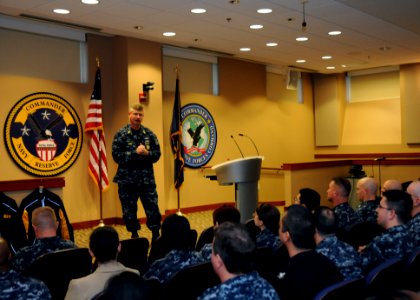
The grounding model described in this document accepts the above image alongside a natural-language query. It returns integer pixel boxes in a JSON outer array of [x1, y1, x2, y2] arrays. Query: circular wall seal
[[4, 92, 83, 176], [181, 103, 217, 168]]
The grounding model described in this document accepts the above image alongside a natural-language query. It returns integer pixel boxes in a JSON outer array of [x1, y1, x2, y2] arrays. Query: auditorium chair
[[313, 277, 365, 300], [117, 237, 149, 274], [364, 257, 404, 297]]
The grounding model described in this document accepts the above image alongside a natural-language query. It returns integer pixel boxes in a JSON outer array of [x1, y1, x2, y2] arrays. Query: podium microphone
[[230, 135, 244, 158], [239, 133, 260, 156]]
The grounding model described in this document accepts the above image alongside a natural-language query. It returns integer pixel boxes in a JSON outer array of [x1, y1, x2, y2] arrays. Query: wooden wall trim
[[315, 153, 420, 159], [0, 177, 65, 192]]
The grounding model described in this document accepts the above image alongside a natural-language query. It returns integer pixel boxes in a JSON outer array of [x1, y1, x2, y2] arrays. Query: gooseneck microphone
[[230, 135, 244, 158], [239, 133, 260, 156]]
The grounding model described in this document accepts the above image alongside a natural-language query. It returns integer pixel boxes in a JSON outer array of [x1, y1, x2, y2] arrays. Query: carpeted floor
[[74, 210, 213, 249]]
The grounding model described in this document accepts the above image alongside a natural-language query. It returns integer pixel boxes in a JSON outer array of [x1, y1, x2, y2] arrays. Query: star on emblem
[[20, 125, 31, 136], [41, 110, 51, 120], [61, 127, 70, 137]]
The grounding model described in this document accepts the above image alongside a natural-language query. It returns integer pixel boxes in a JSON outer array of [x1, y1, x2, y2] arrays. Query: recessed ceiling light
[[328, 31, 341, 36], [240, 47, 251, 52], [322, 55, 332, 60], [326, 66, 336, 70], [191, 8, 206, 14], [81, 0, 99, 4], [53, 8, 70, 14], [133, 26, 143, 30], [163, 32, 176, 37], [296, 36, 308, 42], [296, 59, 306, 63], [257, 8, 272, 14], [341, 65, 347, 68], [266, 42, 278, 47], [250, 24, 263, 30]]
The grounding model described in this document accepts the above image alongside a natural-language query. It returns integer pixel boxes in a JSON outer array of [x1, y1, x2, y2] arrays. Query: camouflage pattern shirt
[[143, 249, 204, 283], [356, 200, 378, 224], [199, 243, 212, 261], [316, 235, 363, 280], [333, 202, 360, 230], [407, 212, 420, 248], [0, 269, 52, 300], [197, 271, 280, 300], [360, 224, 413, 272], [112, 125, 161, 185], [12, 236, 76, 273], [256, 229, 282, 252]]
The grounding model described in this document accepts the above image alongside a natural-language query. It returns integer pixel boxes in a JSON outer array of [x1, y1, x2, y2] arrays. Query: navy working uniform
[[0, 269, 52, 300], [12, 236, 76, 273], [407, 212, 420, 248], [316, 235, 363, 280], [112, 124, 162, 236], [333, 202, 360, 230], [360, 224, 413, 272], [356, 200, 379, 224], [197, 271, 280, 300], [256, 229, 282, 252]]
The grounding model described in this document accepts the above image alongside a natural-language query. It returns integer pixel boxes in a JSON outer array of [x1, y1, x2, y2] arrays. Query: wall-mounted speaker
[[286, 69, 300, 90]]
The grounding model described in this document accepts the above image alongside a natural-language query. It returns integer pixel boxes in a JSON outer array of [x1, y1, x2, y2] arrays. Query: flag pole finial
[[96, 57, 100, 68], [175, 64, 180, 79]]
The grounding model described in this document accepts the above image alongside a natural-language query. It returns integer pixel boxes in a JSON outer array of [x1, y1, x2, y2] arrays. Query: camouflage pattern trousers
[[117, 183, 162, 233]]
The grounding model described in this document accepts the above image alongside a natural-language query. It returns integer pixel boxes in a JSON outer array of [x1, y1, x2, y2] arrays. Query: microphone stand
[[230, 135, 244, 158], [238, 133, 259, 156]]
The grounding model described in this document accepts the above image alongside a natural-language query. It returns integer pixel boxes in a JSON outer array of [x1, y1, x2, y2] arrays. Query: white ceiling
[[0, 0, 419, 73]]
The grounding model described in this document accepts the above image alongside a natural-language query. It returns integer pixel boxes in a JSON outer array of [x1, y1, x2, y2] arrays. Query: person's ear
[[117, 242, 121, 253], [212, 253, 224, 270]]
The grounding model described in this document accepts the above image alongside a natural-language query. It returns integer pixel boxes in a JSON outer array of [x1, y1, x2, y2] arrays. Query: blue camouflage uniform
[[356, 200, 378, 223], [12, 236, 76, 273], [143, 249, 204, 283], [256, 229, 282, 252], [112, 124, 162, 233], [0, 269, 52, 300], [407, 212, 420, 248], [199, 243, 212, 261], [316, 235, 363, 280], [333, 203, 360, 230], [197, 271, 280, 300], [360, 224, 413, 272]]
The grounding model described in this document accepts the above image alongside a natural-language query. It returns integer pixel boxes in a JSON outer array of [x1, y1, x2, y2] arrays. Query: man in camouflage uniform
[[314, 206, 363, 280], [198, 222, 279, 300], [327, 177, 360, 230], [406, 181, 420, 248], [359, 190, 413, 272], [0, 237, 51, 300], [12, 206, 76, 273], [355, 177, 379, 223], [112, 104, 161, 239]]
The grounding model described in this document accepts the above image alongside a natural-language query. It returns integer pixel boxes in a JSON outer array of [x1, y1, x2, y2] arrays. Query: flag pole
[[175, 65, 183, 216], [96, 57, 105, 227]]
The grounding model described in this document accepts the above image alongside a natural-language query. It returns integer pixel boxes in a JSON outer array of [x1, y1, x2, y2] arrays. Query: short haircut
[[281, 205, 315, 250], [32, 206, 57, 230], [332, 177, 352, 197], [299, 188, 321, 212], [358, 177, 378, 195], [89, 226, 120, 263], [100, 271, 150, 300], [213, 222, 255, 274], [314, 206, 338, 236], [255, 203, 280, 234], [212, 205, 240, 226], [382, 190, 413, 224], [130, 104, 144, 112], [161, 214, 191, 250]]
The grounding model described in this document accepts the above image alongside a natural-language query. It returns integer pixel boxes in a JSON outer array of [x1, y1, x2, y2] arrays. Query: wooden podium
[[212, 156, 263, 222]]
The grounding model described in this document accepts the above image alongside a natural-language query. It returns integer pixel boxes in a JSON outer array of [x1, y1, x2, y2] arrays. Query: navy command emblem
[[4, 92, 83, 176], [181, 103, 217, 168]]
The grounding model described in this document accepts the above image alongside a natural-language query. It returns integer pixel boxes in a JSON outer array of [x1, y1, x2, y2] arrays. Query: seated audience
[[406, 181, 420, 248], [143, 214, 204, 283], [94, 271, 151, 300], [295, 188, 321, 213], [327, 177, 360, 231], [148, 213, 198, 263], [12, 206, 76, 273], [65, 226, 139, 300], [275, 205, 342, 300], [356, 177, 379, 223], [254, 203, 282, 252], [196, 204, 240, 251], [314, 206, 363, 280], [197, 222, 279, 300], [359, 190, 413, 272], [381, 179, 403, 194], [0, 236, 52, 299]]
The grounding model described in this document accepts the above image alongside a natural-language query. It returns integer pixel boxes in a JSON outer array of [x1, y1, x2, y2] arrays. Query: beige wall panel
[[401, 64, 420, 144]]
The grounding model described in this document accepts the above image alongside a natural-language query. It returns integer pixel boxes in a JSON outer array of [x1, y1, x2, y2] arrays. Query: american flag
[[85, 67, 109, 191]]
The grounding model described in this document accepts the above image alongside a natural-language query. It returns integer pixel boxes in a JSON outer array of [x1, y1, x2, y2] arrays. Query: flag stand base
[[176, 209, 183, 216], [96, 219, 105, 227]]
